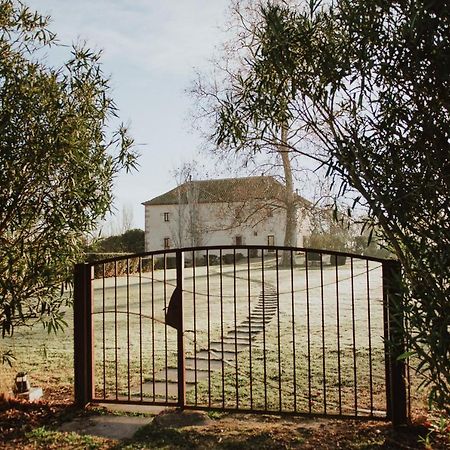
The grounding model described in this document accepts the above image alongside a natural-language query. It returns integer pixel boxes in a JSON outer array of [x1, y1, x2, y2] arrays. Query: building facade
[[142, 176, 311, 254]]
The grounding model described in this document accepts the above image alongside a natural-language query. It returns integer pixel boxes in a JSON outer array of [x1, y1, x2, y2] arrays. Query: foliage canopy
[[213, 0, 449, 410], [87, 229, 145, 256], [0, 0, 138, 337]]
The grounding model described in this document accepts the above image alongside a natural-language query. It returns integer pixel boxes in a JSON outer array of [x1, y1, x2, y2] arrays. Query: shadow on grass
[[130, 423, 306, 450]]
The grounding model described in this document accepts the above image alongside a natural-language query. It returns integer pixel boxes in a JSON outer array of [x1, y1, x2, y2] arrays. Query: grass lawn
[[0, 256, 447, 449]]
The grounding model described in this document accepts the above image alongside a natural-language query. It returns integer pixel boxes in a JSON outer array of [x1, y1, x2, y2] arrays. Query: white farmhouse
[[142, 176, 311, 253]]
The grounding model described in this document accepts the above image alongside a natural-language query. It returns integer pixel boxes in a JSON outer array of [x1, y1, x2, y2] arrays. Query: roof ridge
[[142, 175, 308, 206]]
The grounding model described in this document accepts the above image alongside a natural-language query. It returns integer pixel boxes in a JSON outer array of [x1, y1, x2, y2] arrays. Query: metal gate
[[74, 246, 408, 426]]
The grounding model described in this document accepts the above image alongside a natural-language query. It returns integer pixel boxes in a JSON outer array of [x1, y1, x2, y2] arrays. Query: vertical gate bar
[[383, 262, 392, 419], [88, 265, 94, 403], [305, 251, 311, 412], [206, 249, 211, 407], [290, 250, 297, 412], [102, 263, 106, 399], [366, 260, 374, 415], [176, 250, 186, 409], [261, 250, 267, 410], [276, 250, 282, 411], [193, 250, 198, 406], [139, 257, 143, 401], [336, 260, 342, 415], [320, 253, 326, 414], [350, 257, 358, 416], [233, 249, 239, 409], [74, 263, 92, 407], [247, 249, 253, 409], [220, 249, 225, 408], [114, 261, 118, 400], [383, 260, 407, 427], [405, 312, 411, 420], [127, 258, 130, 400], [73, 264, 84, 406], [151, 255, 155, 401], [164, 254, 168, 402], [306, 252, 311, 413], [383, 262, 391, 419]]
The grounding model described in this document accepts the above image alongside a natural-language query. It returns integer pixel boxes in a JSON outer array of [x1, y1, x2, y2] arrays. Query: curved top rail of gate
[[82, 244, 394, 266]]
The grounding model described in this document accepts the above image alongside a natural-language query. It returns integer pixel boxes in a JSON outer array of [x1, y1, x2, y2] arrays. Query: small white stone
[[15, 387, 43, 402]]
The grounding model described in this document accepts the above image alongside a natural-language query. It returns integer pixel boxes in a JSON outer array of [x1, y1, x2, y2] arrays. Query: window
[[235, 235, 243, 246], [164, 212, 170, 222], [163, 237, 170, 249], [253, 230, 258, 236], [267, 235, 275, 252]]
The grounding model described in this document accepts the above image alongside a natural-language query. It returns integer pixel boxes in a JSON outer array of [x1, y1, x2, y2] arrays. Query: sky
[[26, 0, 231, 232]]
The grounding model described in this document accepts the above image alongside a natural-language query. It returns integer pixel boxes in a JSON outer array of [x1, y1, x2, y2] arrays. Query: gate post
[[383, 260, 407, 427], [74, 263, 93, 407], [175, 250, 186, 409]]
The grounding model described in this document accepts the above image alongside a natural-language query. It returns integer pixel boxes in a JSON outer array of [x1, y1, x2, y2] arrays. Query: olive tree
[[211, 0, 450, 410], [0, 1, 137, 339]]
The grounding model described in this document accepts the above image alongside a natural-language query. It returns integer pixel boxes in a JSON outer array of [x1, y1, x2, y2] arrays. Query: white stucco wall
[[144, 201, 311, 253]]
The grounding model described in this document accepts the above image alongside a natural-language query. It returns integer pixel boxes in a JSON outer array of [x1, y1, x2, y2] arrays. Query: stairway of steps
[[140, 285, 278, 400]]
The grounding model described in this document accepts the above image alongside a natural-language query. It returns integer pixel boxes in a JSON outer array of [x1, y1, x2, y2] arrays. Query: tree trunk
[[278, 124, 297, 267]]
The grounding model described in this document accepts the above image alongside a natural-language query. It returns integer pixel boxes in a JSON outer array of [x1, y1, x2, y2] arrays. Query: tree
[[170, 162, 204, 249], [210, 0, 450, 410], [192, 1, 309, 264], [0, 1, 137, 338]]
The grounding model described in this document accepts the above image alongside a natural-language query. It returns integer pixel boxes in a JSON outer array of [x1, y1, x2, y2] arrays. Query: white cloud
[[32, 0, 228, 76], [23, 0, 232, 229]]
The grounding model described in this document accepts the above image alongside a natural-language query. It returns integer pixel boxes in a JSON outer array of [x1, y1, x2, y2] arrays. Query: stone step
[[250, 314, 275, 320], [251, 310, 277, 320], [185, 357, 224, 371], [232, 331, 261, 340], [221, 335, 255, 344], [233, 326, 266, 335], [151, 367, 210, 383], [235, 322, 264, 329], [196, 349, 237, 360], [209, 341, 249, 352], [250, 309, 277, 315], [252, 304, 277, 310], [141, 380, 178, 399], [241, 320, 270, 326], [253, 305, 277, 311], [258, 302, 278, 307], [246, 314, 272, 321]]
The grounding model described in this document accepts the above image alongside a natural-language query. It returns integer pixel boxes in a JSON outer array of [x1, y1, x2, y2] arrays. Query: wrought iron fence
[[74, 245, 408, 425]]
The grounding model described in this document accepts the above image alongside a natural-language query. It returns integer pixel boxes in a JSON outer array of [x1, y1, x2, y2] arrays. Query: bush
[[304, 233, 347, 253], [330, 255, 347, 266], [222, 254, 235, 265], [306, 251, 322, 262]]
